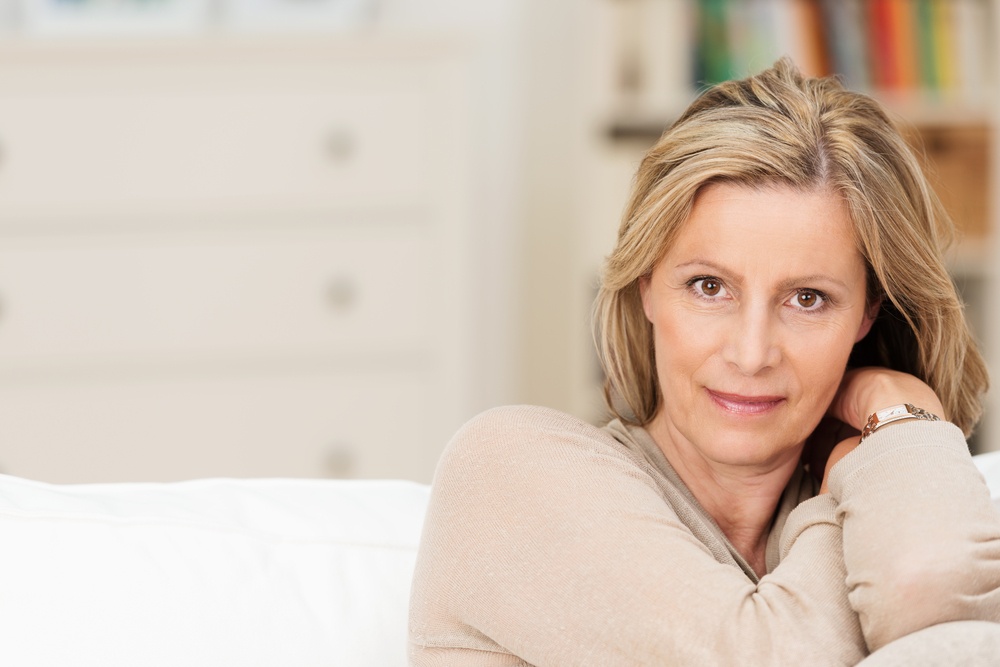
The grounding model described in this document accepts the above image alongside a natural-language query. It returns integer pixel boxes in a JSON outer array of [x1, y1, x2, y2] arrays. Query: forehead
[[661, 181, 864, 276]]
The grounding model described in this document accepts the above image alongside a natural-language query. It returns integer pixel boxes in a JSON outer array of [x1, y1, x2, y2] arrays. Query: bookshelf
[[573, 0, 998, 452]]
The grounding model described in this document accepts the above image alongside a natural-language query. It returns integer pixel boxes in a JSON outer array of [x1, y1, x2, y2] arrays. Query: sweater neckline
[[603, 418, 811, 582]]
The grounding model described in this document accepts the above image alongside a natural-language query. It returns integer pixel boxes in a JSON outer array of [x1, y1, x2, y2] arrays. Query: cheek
[[785, 327, 857, 400], [651, 308, 719, 377]]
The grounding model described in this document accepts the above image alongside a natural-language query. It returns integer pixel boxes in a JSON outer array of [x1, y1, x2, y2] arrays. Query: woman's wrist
[[838, 368, 946, 431], [860, 404, 942, 441]]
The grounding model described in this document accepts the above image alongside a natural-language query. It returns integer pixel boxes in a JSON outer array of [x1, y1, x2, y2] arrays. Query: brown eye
[[792, 290, 824, 310], [700, 279, 721, 296]]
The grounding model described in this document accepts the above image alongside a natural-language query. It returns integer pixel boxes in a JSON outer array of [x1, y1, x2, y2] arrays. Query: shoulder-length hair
[[593, 58, 987, 437]]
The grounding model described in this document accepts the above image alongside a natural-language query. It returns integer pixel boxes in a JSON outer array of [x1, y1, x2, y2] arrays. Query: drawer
[[0, 227, 436, 367], [0, 370, 452, 484], [0, 86, 439, 220]]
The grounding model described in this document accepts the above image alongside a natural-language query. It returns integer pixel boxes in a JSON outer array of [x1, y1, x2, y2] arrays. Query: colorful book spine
[[822, 0, 867, 88], [887, 0, 919, 89], [769, 0, 800, 75], [686, 0, 990, 103], [800, 0, 832, 77], [744, 0, 784, 75], [694, 0, 732, 86], [930, 0, 957, 94], [915, 0, 938, 90], [867, 0, 898, 90]]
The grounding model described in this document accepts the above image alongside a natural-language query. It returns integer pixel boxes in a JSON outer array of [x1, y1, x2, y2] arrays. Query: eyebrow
[[673, 260, 853, 292]]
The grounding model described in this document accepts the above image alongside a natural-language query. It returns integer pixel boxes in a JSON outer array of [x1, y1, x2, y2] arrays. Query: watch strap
[[860, 403, 941, 441]]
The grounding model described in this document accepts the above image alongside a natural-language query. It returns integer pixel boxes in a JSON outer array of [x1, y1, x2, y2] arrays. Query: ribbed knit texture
[[828, 420, 1000, 651], [408, 405, 1000, 665]]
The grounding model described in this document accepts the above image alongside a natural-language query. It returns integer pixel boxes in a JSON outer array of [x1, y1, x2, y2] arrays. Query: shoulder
[[450, 404, 616, 447], [412, 408, 703, 661], [430, 405, 659, 496]]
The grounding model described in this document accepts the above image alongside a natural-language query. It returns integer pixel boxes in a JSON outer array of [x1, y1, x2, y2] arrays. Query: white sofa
[[3, 452, 1000, 667], [0, 475, 429, 666]]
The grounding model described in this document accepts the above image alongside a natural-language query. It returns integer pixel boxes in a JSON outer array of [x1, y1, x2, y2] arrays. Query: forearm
[[411, 406, 868, 665], [829, 420, 1000, 650], [414, 485, 865, 665]]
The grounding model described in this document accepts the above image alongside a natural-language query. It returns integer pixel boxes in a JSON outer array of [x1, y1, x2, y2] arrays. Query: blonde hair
[[594, 58, 988, 437]]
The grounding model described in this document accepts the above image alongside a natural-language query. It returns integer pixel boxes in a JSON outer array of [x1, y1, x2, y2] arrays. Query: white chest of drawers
[[0, 36, 485, 484]]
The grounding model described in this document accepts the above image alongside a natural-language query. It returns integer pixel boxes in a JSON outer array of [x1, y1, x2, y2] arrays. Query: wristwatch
[[860, 403, 941, 441]]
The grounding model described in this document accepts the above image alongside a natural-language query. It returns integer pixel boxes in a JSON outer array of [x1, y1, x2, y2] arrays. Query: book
[[867, 0, 898, 89], [915, 0, 938, 90], [822, 0, 870, 90], [953, 0, 990, 104], [930, 0, 958, 94], [685, 0, 991, 105], [887, 0, 919, 89], [694, 0, 732, 86]]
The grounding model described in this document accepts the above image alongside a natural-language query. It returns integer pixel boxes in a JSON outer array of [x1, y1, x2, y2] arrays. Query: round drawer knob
[[326, 276, 357, 313], [326, 129, 356, 163], [324, 443, 356, 478]]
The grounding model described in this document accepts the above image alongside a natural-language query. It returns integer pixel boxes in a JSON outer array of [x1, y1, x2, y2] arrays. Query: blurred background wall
[[0, 0, 995, 484]]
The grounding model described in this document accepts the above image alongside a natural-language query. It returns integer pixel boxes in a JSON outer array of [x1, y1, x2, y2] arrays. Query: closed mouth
[[707, 390, 785, 415]]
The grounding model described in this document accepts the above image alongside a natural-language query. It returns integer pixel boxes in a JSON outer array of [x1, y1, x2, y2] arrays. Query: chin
[[700, 430, 802, 469]]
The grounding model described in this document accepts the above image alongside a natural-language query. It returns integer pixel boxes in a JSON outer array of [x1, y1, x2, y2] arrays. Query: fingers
[[828, 367, 945, 431]]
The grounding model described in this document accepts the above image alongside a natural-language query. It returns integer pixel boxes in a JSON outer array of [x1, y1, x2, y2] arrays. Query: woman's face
[[639, 182, 875, 470]]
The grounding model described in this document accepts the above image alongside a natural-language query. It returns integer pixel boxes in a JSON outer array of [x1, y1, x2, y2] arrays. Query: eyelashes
[[684, 276, 831, 312], [686, 276, 726, 299], [790, 290, 828, 311]]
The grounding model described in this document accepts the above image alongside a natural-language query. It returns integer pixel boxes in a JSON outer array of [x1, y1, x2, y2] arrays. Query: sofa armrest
[[0, 474, 429, 667]]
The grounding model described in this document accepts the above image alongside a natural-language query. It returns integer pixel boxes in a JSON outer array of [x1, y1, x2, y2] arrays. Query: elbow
[[851, 549, 1000, 651]]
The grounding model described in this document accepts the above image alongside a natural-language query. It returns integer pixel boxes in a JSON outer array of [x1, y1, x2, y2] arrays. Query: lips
[[707, 390, 785, 416]]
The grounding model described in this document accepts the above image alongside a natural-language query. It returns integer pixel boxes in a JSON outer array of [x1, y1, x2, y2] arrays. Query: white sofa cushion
[[973, 449, 1000, 500], [0, 474, 429, 667], [1, 451, 998, 667]]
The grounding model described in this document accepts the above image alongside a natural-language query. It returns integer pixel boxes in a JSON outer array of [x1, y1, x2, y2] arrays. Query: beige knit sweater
[[408, 405, 1000, 665]]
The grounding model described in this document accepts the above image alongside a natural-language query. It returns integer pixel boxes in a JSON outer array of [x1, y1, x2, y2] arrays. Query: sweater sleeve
[[409, 406, 866, 666], [827, 420, 1000, 651]]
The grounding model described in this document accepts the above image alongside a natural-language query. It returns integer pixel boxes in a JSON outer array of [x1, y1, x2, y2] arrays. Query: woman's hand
[[818, 367, 946, 493], [826, 367, 946, 433], [819, 436, 860, 494]]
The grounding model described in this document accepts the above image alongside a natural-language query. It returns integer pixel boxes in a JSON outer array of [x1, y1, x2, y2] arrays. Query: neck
[[647, 418, 801, 578]]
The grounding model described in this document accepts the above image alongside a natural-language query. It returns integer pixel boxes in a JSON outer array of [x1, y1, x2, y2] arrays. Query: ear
[[638, 275, 654, 322], [854, 299, 880, 343]]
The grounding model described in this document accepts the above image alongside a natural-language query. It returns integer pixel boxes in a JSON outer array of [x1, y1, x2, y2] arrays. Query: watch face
[[878, 405, 911, 420], [862, 404, 940, 441]]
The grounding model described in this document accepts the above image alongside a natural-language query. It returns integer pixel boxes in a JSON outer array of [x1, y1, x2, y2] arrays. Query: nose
[[722, 302, 781, 375]]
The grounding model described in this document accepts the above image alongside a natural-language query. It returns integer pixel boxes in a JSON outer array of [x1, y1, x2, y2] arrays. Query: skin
[[822, 367, 944, 492], [638, 181, 942, 577]]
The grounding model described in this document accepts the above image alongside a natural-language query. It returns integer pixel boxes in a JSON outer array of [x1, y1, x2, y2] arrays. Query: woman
[[409, 60, 1000, 665]]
